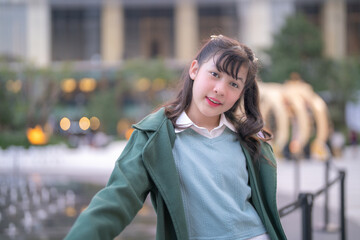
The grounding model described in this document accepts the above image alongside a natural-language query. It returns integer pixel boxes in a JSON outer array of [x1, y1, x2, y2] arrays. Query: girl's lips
[[206, 97, 222, 107]]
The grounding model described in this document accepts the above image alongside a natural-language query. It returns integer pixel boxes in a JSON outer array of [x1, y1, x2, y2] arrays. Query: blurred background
[[0, 0, 359, 239]]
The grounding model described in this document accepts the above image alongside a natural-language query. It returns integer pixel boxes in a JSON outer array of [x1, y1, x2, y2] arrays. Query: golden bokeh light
[[79, 117, 90, 131], [60, 117, 71, 131], [26, 125, 48, 145], [117, 119, 130, 136], [61, 78, 77, 93], [90, 116, 100, 130], [65, 206, 77, 217], [135, 77, 151, 92], [125, 128, 134, 140], [152, 78, 166, 91], [79, 78, 97, 92]]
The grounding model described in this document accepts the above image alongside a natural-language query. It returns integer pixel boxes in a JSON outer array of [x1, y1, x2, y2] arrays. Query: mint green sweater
[[173, 128, 266, 239]]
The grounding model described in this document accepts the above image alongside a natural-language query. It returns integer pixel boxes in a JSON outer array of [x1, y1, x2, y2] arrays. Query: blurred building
[[0, 0, 359, 67]]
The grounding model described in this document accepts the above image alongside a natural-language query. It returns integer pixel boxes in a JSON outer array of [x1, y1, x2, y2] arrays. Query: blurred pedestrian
[[65, 35, 287, 240]]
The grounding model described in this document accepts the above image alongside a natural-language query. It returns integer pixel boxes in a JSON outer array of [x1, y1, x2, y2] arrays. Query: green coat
[[65, 108, 287, 240]]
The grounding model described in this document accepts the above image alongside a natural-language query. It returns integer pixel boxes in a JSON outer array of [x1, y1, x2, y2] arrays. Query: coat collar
[[133, 108, 169, 132]]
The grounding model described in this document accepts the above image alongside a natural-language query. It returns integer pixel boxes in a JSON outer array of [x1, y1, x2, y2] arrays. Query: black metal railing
[[278, 158, 347, 240]]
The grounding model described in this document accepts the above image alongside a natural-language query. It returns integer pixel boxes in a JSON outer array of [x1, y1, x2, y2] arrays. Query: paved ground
[[1, 143, 359, 239], [276, 146, 360, 240]]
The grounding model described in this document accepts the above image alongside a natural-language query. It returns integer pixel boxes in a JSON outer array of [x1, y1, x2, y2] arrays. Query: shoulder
[[132, 108, 169, 132]]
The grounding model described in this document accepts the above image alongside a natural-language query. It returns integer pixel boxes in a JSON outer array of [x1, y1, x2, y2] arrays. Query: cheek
[[229, 92, 242, 105]]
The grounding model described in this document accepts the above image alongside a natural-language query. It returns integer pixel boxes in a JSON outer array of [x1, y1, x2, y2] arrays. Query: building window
[[124, 7, 174, 59], [198, 4, 238, 42], [52, 8, 101, 61], [295, 3, 322, 27]]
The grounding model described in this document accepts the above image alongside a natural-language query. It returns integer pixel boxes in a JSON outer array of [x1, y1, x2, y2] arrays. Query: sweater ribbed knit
[[172, 127, 266, 240]]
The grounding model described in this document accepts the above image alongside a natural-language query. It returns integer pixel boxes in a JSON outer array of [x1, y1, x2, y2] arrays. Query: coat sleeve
[[65, 130, 153, 240]]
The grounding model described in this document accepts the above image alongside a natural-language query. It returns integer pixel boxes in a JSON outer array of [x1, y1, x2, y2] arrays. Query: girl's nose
[[213, 82, 225, 96]]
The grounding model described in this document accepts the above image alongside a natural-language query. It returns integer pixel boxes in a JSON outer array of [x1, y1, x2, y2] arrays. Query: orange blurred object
[[125, 128, 134, 140], [26, 125, 48, 145]]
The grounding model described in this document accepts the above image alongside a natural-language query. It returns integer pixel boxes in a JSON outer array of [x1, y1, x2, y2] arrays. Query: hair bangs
[[215, 51, 248, 80]]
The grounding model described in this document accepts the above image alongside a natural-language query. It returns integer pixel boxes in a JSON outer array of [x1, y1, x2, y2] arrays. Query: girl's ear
[[189, 60, 199, 80]]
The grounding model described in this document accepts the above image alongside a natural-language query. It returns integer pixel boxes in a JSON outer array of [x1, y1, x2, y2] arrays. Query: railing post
[[340, 170, 346, 240], [324, 158, 330, 229], [294, 154, 300, 199], [299, 193, 313, 240]]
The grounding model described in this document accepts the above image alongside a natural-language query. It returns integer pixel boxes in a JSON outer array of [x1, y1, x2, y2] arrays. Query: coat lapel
[[240, 144, 267, 222], [241, 142, 280, 239], [140, 118, 189, 240]]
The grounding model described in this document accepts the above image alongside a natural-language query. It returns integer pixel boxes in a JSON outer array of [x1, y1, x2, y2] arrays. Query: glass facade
[[51, 7, 101, 61]]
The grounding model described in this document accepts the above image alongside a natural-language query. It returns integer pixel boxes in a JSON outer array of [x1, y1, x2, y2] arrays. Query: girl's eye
[[230, 82, 239, 88], [210, 72, 219, 78]]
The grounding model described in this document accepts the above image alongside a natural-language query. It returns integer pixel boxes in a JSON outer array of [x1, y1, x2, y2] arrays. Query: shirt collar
[[174, 111, 236, 134]]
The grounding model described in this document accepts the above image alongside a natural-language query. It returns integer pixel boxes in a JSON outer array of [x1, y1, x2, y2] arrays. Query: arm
[[65, 130, 153, 240]]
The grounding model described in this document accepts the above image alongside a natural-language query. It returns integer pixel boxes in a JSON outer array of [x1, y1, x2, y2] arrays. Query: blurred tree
[[86, 59, 179, 136], [322, 58, 360, 129], [260, 13, 323, 84], [0, 60, 73, 147], [0, 64, 15, 130], [22, 66, 61, 127]]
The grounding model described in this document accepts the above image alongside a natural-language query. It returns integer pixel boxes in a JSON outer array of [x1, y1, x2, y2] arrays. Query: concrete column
[[26, 0, 50, 66], [237, 0, 272, 52], [175, 0, 199, 62], [322, 0, 346, 59], [101, 0, 124, 65]]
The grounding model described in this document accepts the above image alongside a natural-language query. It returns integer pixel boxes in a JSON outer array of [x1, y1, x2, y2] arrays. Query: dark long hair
[[164, 35, 272, 164]]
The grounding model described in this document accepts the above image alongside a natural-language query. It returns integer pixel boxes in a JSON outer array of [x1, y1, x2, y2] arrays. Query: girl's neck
[[186, 112, 221, 132]]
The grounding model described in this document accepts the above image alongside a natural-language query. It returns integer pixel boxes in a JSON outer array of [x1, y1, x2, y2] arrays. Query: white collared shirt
[[174, 111, 237, 139]]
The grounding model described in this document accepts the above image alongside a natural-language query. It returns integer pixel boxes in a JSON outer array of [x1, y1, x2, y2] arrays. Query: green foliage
[[119, 58, 178, 85], [0, 130, 30, 149], [270, 14, 322, 60], [261, 13, 323, 84], [0, 60, 74, 147], [0, 65, 16, 129], [322, 57, 360, 127], [86, 59, 180, 136], [86, 89, 120, 134], [0, 61, 73, 130]]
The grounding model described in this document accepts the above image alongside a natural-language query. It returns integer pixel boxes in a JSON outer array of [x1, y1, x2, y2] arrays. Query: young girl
[[65, 35, 287, 240]]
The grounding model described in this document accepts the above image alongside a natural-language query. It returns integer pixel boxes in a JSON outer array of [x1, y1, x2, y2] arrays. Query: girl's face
[[187, 56, 248, 130]]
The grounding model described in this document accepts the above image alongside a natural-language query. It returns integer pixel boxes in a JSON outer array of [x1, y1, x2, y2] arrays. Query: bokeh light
[[26, 125, 48, 145], [125, 128, 134, 140], [135, 77, 151, 92], [60, 117, 71, 131], [117, 119, 130, 136], [152, 78, 166, 91], [65, 206, 77, 217], [61, 78, 77, 93], [90, 116, 100, 130], [79, 78, 97, 92], [79, 117, 90, 131]]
